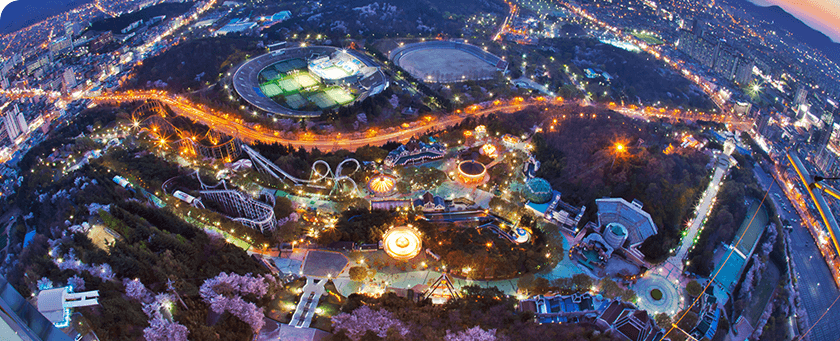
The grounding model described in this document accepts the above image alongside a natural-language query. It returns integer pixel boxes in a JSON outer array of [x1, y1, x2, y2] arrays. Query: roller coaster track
[[241, 145, 361, 196], [132, 101, 242, 161], [192, 171, 277, 233]]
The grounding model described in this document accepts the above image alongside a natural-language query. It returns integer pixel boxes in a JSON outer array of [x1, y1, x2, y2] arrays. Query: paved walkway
[[289, 278, 326, 328], [632, 273, 682, 316], [669, 156, 729, 266]]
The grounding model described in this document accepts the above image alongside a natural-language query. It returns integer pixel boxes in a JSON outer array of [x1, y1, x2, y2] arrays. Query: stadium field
[[293, 72, 320, 88], [260, 83, 282, 97], [285, 94, 307, 109], [317, 65, 352, 80], [325, 87, 354, 105]]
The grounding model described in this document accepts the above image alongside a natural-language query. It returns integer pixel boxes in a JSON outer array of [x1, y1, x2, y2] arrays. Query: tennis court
[[293, 72, 319, 88], [318, 65, 351, 80], [272, 58, 307, 73], [712, 246, 747, 294], [325, 87, 354, 104], [284, 94, 307, 109], [260, 83, 282, 97], [261, 69, 280, 82], [277, 77, 302, 93], [308, 92, 336, 109]]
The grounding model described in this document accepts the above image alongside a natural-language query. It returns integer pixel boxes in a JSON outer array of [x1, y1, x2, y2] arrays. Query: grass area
[[632, 31, 665, 45], [271, 277, 307, 323], [746, 261, 780, 325], [650, 289, 662, 301], [735, 199, 768, 256], [311, 280, 345, 332]]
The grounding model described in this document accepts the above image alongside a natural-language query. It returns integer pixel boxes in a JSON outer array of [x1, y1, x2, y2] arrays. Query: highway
[[754, 164, 840, 341]]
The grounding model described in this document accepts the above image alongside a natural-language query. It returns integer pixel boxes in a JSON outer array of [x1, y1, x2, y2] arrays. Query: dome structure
[[604, 222, 628, 250], [524, 178, 553, 204]]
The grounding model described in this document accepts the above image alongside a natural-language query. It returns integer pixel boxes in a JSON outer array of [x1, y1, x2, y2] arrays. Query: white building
[[37, 286, 100, 328], [63, 68, 76, 90]]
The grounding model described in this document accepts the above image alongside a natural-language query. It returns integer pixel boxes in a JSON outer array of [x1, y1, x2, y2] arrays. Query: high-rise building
[[3, 105, 27, 143], [4, 113, 20, 140], [49, 37, 72, 55], [733, 58, 754, 85], [794, 85, 808, 107], [62, 68, 76, 90]]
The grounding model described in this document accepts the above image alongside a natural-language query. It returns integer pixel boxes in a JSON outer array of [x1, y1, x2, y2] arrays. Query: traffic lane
[[789, 222, 840, 341]]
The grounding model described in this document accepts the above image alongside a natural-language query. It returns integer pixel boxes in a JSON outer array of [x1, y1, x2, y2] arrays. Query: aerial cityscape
[[0, 0, 838, 340]]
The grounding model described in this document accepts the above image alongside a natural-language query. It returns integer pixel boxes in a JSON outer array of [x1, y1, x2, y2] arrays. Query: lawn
[[311, 280, 345, 332], [746, 261, 780, 325], [632, 32, 665, 45]]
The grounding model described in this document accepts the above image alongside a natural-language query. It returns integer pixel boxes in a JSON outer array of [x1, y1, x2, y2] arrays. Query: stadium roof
[[595, 198, 658, 247]]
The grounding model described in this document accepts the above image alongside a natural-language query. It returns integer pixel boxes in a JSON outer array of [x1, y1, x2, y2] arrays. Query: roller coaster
[[241, 145, 362, 196], [194, 171, 278, 233], [131, 101, 242, 161]]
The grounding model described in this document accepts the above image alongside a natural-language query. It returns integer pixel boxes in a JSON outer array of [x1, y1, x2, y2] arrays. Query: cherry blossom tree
[[143, 315, 189, 341], [199, 272, 273, 332], [67, 275, 85, 291], [124, 278, 152, 302], [331, 306, 410, 341], [444, 326, 498, 341]]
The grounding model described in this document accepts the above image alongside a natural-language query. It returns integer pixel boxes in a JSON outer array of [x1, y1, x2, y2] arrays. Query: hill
[[732, 0, 840, 62], [0, 0, 91, 34]]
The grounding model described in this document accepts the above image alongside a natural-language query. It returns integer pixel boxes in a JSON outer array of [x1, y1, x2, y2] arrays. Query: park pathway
[[289, 278, 326, 328]]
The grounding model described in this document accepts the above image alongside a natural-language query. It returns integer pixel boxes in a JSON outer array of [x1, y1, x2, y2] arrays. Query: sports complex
[[232, 45, 389, 117], [389, 40, 508, 83]]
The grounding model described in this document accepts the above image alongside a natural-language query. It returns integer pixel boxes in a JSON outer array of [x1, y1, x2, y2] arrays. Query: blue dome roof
[[525, 178, 553, 204]]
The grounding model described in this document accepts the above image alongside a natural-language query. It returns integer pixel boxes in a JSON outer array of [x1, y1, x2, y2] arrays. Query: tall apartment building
[[63, 68, 76, 90], [677, 27, 754, 85], [794, 85, 809, 107], [3, 105, 27, 143]]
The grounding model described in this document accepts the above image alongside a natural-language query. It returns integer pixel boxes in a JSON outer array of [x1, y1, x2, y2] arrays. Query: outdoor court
[[398, 48, 498, 81], [292, 72, 319, 88], [324, 87, 354, 105], [257, 61, 356, 110], [302, 250, 349, 278]]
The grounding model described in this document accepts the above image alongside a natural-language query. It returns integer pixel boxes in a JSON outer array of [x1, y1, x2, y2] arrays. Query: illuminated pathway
[[671, 155, 730, 264], [85, 90, 751, 151]]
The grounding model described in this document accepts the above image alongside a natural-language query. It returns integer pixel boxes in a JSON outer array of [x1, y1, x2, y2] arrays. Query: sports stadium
[[232, 45, 389, 117], [389, 40, 508, 83]]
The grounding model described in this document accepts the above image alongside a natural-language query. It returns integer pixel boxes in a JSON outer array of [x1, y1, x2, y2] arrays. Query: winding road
[[87, 90, 751, 151]]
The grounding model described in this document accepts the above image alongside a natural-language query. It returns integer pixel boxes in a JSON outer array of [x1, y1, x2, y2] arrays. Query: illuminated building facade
[[457, 160, 486, 185]]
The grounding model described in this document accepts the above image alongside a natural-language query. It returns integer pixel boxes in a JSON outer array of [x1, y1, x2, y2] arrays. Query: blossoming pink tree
[[331, 306, 410, 341], [199, 272, 275, 333]]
